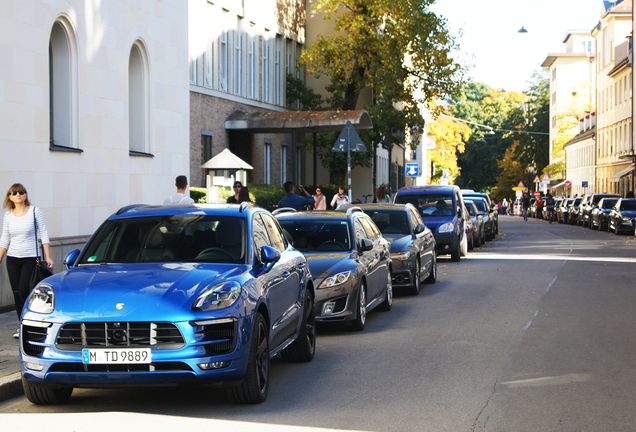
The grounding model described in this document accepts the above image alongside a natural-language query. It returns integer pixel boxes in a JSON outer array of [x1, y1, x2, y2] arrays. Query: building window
[[129, 41, 150, 155], [551, 68, 556, 81], [248, 33, 256, 98], [281, 144, 287, 184], [204, 38, 214, 89], [286, 38, 293, 76], [264, 140, 272, 184], [296, 44, 303, 79], [275, 35, 283, 105], [202, 131, 213, 183], [220, 31, 228, 92], [263, 35, 271, 102], [49, 19, 79, 150], [235, 20, 243, 96]]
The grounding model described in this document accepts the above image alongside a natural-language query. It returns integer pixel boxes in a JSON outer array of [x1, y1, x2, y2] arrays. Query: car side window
[[354, 219, 368, 244], [261, 213, 286, 253], [252, 214, 271, 260], [360, 217, 379, 240], [408, 209, 420, 231]]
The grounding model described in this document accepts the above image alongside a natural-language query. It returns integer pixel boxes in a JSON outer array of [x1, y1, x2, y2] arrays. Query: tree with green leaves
[[298, 0, 466, 183]]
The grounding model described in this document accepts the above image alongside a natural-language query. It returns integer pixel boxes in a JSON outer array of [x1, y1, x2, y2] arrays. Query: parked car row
[[529, 193, 636, 235], [20, 185, 503, 406]]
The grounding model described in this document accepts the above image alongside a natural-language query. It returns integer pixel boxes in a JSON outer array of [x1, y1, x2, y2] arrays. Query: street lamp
[[517, 26, 528, 33]]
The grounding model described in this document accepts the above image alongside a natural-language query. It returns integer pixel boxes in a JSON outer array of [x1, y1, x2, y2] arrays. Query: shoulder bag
[[28, 207, 54, 289]]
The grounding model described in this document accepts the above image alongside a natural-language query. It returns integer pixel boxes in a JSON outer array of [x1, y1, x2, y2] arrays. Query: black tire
[[468, 234, 474, 250], [406, 259, 421, 296], [281, 290, 316, 362], [474, 229, 481, 247], [615, 222, 621, 235], [450, 241, 461, 262], [350, 282, 367, 331], [424, 250, 437, 284], [22, 377, 73, 405], [228, 313, 269, 404], [481, 227, 486, 245], [377, 270, 393, 311], [494, 221, 498, 235]]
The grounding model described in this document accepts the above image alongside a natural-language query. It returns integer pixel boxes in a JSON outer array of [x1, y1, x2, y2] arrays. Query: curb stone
[[0, 372, 22, 402]]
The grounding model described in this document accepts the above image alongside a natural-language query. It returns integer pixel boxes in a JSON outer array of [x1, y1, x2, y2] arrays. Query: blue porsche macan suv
[[20, 203, 315, 405]]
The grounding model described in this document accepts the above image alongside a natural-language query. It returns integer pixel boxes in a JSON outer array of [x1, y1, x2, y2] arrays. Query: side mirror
[[260, 245, 281, 271], [64, 249, 81, 270], [457, 206, 462, 216], [414, 223, 426, 235], [358, 239, 373, 252]]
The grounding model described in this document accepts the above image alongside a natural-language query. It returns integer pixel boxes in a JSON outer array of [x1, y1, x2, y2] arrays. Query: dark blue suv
[[395, 185, 467, 261]]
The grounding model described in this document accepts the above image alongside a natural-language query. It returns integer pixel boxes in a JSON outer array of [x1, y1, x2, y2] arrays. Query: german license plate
[[82, 348, 152, 364]]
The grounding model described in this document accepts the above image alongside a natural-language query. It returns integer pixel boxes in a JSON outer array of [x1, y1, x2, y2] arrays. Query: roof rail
[[345, 206, 363, 217], [116, 204, 148, 215], [272, 207, 297, 215], [239, 201, 255, 213]]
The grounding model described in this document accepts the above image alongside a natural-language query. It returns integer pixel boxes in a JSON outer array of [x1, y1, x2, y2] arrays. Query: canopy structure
[[225, 110, 373, 134], [201, 148, 253, 170], [225, 110, 374, 185], [609, 165, 634, 183]]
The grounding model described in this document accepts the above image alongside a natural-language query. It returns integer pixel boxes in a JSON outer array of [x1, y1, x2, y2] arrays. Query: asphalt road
[[1, 215, 636, 432]]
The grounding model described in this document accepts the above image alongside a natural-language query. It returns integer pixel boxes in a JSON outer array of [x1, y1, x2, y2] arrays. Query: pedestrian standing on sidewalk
[[522, 193, 530, 221], [0, 184, 55, 338], [501, 198, 509, 215], [312, 187, 327, 210], [331, 186, 350, 209], [164, 175, 194, 204], [374, 184, 392, 203]]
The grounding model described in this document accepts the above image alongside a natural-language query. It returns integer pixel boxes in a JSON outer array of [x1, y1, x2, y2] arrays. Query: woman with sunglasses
[[0, 184, 54, 338], [227, 181, 243, 204], [313, 187, 326, 210]]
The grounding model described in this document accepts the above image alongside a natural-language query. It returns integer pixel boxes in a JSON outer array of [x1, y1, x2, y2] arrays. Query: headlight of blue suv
[[319, 271, 352, 289], [438, 222, 454, 233], [193, 281, 242, 311], [391, 251, 411, 261], [27, 284, 55, 314]]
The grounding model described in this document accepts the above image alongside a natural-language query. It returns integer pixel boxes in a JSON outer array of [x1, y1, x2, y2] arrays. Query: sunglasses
[[234, 185, 242, 189], [9, 190, 26, 196]]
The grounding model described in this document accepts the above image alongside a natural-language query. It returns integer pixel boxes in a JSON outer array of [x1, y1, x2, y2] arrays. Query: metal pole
[[292, 128, 297, 184], [347, 126, 352, 202], [313, 132, 317, 187]]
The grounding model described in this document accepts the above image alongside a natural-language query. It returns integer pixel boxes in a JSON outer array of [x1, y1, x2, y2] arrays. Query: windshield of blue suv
[[362, 210, 410, 235], [78, 215, 247, 265], [278, 219, 352, 252], [601, 199, 618, 209], [395, 194, 455, 217], [619, 200, 636, 211]]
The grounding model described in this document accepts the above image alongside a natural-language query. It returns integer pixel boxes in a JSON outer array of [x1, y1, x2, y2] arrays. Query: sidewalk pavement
[[0, 311, 23, 402]]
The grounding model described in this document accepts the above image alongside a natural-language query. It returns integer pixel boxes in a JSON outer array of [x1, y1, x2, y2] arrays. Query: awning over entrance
[[609, 165, 635, 183], [224, 110, 373, 133]]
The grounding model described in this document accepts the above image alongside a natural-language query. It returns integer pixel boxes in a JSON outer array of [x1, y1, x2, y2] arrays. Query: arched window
[[129, 41, 150, 155], [49, 18, 79, 150]]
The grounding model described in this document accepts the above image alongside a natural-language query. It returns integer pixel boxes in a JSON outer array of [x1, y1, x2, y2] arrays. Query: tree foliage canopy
[[427, 117, 471, 183], [300, 0, 466, 156]]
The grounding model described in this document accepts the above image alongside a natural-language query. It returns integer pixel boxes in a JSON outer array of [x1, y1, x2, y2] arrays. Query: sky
[[430, 0, 613, 93]]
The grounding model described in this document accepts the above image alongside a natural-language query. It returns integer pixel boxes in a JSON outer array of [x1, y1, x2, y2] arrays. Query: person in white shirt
[[0, 184, 54, 337], [331, 186, 350, 209], [164, 175, 194, 205]]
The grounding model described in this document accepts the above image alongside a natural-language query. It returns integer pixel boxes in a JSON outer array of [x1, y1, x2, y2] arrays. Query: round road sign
[[565, 180, 572, 188], [534, 191, 540, 198]]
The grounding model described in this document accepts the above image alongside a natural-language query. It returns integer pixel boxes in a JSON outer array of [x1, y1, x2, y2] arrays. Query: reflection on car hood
[[304, 252, 353, 283], [46, 263, 247, 320], [383, 235, 411, 253], [619, 210, 636, 218]]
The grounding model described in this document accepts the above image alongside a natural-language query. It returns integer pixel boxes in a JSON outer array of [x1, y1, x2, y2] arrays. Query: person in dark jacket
[[522, 193, 530, 221]]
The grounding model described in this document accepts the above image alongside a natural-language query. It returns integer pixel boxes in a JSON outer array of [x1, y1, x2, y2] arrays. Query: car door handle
[[297, 263, 306, 271], [282, 271, 291, 278]]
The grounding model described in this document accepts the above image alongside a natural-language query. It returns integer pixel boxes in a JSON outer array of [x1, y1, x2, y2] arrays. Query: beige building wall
[[0, 0, 190, 308], [593, 3, 633, 195]]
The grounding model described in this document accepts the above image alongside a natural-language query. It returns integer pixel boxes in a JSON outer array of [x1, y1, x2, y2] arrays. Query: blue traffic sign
[[582, 181, 589, 188], [406, 163, 419, 177]]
